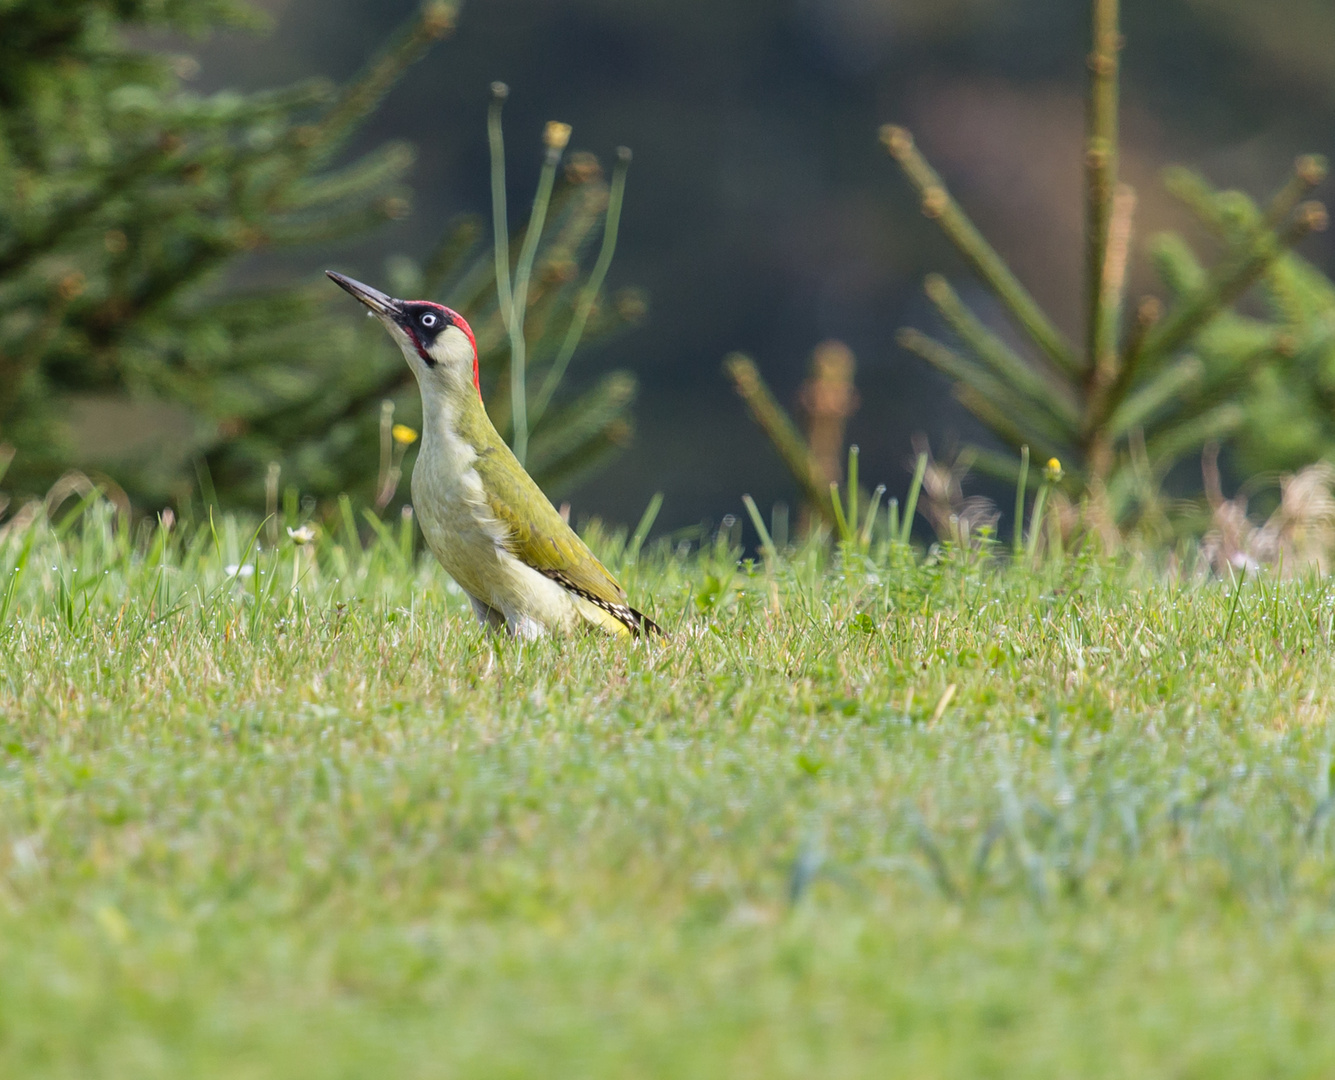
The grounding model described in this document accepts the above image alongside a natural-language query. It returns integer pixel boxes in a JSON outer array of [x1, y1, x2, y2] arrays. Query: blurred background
[[6, 0, 1335, 535]]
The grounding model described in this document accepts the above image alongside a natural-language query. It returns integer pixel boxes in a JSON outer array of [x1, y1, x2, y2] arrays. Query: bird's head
[[326, 271, 480, 400]]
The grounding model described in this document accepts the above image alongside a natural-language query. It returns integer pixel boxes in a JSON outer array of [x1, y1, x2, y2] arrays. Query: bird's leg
[[506, 614, 547, 640], [468, 593, 507, 633]]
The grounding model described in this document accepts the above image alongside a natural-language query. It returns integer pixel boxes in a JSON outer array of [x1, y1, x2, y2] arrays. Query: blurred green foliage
[[0, 0, 643, 512], [0, 0, 455, 502], [1155, 166, 1335, 478]]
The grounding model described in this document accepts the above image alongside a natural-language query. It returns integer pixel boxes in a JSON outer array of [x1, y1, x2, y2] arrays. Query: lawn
[[2, 501, 1334, 1078]]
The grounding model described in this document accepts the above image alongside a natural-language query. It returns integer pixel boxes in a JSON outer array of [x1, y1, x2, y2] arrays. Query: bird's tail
[[629, 606, 666, 640]]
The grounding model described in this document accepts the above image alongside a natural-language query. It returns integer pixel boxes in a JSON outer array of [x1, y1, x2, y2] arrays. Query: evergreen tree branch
[[724, 352, 838, 527], [922, 274, 1080, 431], [264, 1, 455, 202], [1133, 201, 1328, 371], [897, 329, 1077, 456], [1085, 0, 1121, 375], [880, 124, 1080, 378]]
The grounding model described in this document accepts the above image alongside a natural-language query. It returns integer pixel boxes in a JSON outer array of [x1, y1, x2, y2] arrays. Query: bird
[[327, 271, 662, 640]]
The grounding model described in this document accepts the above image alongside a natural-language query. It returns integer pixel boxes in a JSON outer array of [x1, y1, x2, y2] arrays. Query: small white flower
[[224, 563, 255, 579], [287, 525, 317, 545]]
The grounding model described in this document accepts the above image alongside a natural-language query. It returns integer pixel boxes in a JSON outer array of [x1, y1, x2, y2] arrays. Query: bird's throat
[[416, 382, 497, 483]]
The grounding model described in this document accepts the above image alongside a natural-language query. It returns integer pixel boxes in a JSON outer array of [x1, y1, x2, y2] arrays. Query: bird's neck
[[418, 380, 499, 466]]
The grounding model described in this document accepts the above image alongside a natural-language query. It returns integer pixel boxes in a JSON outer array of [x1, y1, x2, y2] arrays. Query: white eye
[[419, 312, 439, 328]]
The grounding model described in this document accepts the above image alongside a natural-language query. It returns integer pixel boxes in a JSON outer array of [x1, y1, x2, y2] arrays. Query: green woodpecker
[[327, 271, 661, 640]]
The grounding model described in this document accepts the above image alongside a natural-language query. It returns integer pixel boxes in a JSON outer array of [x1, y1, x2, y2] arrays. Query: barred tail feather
[[629, 606, 665, 639], [539, 567, 665, 640]]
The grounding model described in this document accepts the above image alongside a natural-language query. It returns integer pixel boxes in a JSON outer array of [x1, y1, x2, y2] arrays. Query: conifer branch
[[724, 353, 837, 526], [897, 329, 1076, 456], [922, 275, 1080, 430], [1085, 0, 1121, 375], [1265, 155, 1329, 231], [880, 124, 1080, 378], [268, 1, 456, 197], [1135, 201, 1329, 370]]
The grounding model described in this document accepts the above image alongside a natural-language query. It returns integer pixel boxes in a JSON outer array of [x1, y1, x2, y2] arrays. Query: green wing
[[473, 439, 628, 607]]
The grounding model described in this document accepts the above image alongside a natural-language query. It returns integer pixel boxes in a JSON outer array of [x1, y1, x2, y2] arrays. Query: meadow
[[2, 499, 1335, 1078]]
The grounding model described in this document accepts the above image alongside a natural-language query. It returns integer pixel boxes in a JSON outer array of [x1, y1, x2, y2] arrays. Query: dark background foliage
[[49, 0, 1335, 528]]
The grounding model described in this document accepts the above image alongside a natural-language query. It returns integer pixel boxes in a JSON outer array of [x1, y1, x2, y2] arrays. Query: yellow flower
[[1045, 457, 1063, 482], [544, 121, 572, 151], [392, 424, 418, 446]]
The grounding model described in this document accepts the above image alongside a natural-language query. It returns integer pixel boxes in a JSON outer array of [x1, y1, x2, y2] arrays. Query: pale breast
[[409, 406, 585, 634], [410, 431, 504, 597]]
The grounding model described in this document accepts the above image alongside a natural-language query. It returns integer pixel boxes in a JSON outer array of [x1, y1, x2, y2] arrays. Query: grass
[[3, 499, 1335, 1077]]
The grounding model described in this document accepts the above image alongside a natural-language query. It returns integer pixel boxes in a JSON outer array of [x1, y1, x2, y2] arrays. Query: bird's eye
[[419, 312, 439, 329]]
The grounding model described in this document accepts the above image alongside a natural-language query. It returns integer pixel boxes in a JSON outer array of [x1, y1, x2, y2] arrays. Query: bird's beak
[[325, 271, 405, 318]]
